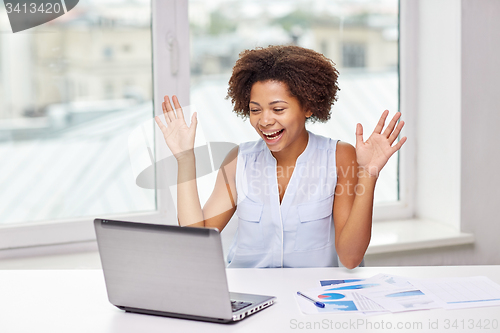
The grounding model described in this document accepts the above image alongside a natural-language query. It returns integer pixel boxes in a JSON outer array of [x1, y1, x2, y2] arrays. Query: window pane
[[0, 1, 155, 225], [189, 0, 399, 204]]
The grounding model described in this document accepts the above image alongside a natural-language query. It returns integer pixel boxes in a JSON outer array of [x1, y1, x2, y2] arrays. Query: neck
[[272, 130, 309, 165]]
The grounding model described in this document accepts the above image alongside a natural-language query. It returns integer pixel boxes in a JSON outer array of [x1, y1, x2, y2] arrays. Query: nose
[[259, 109, 275, 127]]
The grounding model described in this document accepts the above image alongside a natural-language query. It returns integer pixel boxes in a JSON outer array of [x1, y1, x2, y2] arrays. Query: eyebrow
[[249, 100, 289, 106]]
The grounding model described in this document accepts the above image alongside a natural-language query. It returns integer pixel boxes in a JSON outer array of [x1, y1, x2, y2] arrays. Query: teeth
[[262, 129, 282, 136]]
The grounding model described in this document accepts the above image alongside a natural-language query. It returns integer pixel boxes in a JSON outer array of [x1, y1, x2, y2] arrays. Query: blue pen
[[297, 291, 325, 308]]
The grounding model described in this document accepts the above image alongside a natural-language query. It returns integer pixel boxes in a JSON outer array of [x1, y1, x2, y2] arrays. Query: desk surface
[[1, 266, 500, 333]]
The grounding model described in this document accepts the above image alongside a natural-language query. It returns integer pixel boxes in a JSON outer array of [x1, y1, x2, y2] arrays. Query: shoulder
[[217, 145, 239, 184], [219, 139, 264, 175], [335, 141, 357, 169], [238, 138, 266, 156], [336, 141, 356, 156], [222, 145, 239, 165], [307, 131, 338, 151]]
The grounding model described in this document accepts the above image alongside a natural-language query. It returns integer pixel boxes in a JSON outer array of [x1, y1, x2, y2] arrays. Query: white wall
[[367, 0, 500, 266], [460, 0, 500, 264], [416, 0, 461, 228]]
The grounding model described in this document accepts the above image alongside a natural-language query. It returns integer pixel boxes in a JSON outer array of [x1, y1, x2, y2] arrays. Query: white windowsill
[[367, 219, 475, 255], [0, 219, 475, 269]]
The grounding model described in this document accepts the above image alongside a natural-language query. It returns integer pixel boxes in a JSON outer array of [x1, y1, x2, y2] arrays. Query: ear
[[305, 110, 313, 118]]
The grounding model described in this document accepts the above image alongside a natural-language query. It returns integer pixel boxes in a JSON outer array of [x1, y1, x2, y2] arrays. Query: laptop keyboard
[[231, 300, 252, 312]]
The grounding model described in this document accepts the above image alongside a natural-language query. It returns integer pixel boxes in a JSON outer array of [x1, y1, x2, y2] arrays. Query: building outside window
[[342, 43, 366, 67]]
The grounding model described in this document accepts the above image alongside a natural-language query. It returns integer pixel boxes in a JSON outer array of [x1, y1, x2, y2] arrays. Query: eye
[[274, 108, 285, 112], [250, 109, 260, 113]]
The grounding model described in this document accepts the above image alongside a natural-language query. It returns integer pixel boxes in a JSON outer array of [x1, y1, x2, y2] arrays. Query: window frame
[[358, 0, 419, 223], [372, 0, 416, 222]]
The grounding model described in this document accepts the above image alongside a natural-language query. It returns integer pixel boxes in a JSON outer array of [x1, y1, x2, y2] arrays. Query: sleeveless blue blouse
[[226, 131, 339, 268]]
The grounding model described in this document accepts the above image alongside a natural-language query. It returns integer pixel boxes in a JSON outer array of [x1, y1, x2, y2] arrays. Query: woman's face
[[249, 80, 312, 155]]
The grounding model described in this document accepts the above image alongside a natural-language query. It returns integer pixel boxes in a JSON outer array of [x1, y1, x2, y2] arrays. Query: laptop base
[[116, 296, 275, 324], [117, 305, 236, 324]]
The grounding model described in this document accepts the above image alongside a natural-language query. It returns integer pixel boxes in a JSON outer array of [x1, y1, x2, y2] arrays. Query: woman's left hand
[[355, 110, 407, 177]]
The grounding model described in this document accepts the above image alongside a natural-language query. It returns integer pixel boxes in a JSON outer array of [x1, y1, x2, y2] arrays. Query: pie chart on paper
[[318, 293, 345, 300]]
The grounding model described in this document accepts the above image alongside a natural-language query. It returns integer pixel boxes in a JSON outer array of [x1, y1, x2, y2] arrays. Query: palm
[[356, 111, 407, 177], [155, 95, 197, 158]]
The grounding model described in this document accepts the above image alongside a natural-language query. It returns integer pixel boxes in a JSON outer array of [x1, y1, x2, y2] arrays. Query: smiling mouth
[[261, 129, 284, 140]]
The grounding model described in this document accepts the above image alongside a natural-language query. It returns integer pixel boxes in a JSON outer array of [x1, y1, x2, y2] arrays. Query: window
[[0, 0, 157, 249]]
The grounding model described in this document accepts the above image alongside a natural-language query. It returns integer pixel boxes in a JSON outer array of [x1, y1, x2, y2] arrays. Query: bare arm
[[202, 147, 238, 231], [155, 95, 237, 231], [333, 111, 406, 269], [176, 147, 237, 231], [175, 152, 204, 227], [333, 143, 376, 269]]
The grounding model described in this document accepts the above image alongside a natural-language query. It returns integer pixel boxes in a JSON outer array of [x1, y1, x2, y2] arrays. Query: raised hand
[[355, 110, 407, 177], [154, 95, 197, 159]]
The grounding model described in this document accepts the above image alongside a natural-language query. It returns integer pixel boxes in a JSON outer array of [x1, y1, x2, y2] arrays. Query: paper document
[[296, 280, 385, 315], [355, 274, 439, 312], [296, 273, 500, 316], [411, 276, 500, 309]]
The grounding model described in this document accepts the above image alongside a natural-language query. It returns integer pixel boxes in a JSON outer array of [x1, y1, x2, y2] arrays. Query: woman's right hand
[[154, 95, 197, 160]]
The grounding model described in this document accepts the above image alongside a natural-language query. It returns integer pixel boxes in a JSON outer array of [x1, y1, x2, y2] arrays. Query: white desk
[[1, 266, 499, 333]]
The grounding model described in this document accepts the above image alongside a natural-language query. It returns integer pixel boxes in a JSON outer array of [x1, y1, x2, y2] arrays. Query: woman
[[155, 45, 406, 269]]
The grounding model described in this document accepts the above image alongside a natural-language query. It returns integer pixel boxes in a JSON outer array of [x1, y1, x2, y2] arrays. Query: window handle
[[166, 34, 179, 76]]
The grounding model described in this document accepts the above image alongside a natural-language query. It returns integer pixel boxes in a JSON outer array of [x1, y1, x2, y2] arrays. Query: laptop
[[94, 218, 276, 323]]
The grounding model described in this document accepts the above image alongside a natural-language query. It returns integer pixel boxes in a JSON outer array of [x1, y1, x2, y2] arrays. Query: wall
[[459, 0, 500, 264], [367, 0, 500, 266]]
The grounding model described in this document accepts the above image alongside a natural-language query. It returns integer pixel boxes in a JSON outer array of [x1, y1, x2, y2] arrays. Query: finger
[[390, 136, 407, 154], [388, 120, 405, 145], [373, 110, 389, 134], [355, 123, 364, 147], [164, 95, 177, 122], [382, 112, 402, 138], [161, 101, 171, 123], [172, 95, 185, 121], [154, 116, 168, 133], [189, 112, 198, 135]]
